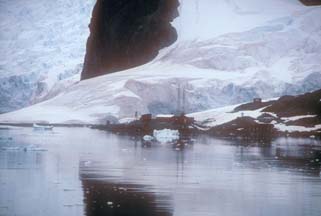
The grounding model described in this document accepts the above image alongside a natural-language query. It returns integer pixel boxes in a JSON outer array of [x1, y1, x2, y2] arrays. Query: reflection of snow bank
[[1, 145, 47, 152], [0, 125, 21, 130], [274, 124, 321, 133], [153, 129, 179, 143]]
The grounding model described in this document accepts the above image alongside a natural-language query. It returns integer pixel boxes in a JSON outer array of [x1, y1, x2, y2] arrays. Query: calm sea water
[[0, 127, 321, 216]]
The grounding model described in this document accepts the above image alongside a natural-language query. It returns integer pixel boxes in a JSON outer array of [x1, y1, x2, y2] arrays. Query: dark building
[[253, 98, 262, 104]]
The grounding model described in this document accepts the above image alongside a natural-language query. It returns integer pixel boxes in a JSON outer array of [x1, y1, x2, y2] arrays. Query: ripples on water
[[0, 127, 321, 216]]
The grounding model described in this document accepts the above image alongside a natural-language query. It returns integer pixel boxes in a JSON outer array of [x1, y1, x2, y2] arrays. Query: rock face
[[299, 0, 321, 6], [81, 0, 179, 80], [262, 89, 321, 117]]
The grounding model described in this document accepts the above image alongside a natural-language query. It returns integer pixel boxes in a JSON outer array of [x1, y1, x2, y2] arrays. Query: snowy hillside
[[0, 0, 95, 113], [0, 0, 321, 124]]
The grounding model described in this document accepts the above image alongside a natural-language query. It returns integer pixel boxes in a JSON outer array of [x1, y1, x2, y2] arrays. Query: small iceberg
[[33, 123, 54, 130], [153, 129, 179, 143], [143, 135, 154, 141], [1, 147, 20, 151], [26, 146, 47, 152]]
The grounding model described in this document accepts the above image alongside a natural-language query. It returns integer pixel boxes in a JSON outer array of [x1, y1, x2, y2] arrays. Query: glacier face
[[163, 8, 321, 83], [0, 0, 321, 123], [0, 0, 95, 113]]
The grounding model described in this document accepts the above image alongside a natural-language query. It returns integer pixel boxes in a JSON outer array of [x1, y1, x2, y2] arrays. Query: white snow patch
[[281, 115, 318, 122], [156, 114, 175, 118], [189, 104, 268, 127], [118, 118, 136, 124], [274, 124, 321, 132]]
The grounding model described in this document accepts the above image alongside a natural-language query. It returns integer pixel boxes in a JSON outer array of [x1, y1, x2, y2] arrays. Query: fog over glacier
[[0, 0, 321, 124]]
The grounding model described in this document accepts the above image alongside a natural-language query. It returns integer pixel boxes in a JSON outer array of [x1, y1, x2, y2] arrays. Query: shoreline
[[1, 122, 320, 141]]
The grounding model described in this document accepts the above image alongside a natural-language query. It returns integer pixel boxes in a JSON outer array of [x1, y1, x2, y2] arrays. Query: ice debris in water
[[1, 147, 20, 151], [83, 161, 92, 167], [143, 135, 154, 141], [1, 145, 47, 152]]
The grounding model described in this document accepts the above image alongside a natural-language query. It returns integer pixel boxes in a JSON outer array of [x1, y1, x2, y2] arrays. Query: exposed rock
[[208, 117, 275, 141], [299, 0, 321, 6], [81, 0, 179, 80], [233, 100, 275, 112], [262, 89, 321, 117]]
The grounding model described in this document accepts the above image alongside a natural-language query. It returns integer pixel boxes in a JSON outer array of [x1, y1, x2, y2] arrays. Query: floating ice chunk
[[1, 145, 47, 152], [83, 161, 92, 167], [143, 135, 154, 141], [153, 129, 179, 143], [0, 125, 21, 130], [27, 147, 47, 152], [63, 188, 75, 192], [1, 147, 20, 151]]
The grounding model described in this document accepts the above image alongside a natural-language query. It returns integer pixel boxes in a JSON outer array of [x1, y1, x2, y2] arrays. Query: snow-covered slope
[[1, 0, 321, 124], [0, 0, 95, 113], [190, 104, 321, 133], [0, 61, 319, 125], [190, 89, 321, 135], [173, 0, 306, 41]]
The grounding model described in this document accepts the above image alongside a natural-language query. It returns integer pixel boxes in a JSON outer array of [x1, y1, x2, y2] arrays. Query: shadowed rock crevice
[[81, 0, 179, 80]]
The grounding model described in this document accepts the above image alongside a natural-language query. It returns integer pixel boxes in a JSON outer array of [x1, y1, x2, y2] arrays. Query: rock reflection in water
[[79, 138, 192, 216], [81, 179, 172, 216], [232, 138, 321, 176]]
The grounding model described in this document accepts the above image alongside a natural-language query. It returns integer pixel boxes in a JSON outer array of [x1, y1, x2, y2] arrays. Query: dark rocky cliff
[[81, 0, 179, 80], [299, 0, 321, 6]]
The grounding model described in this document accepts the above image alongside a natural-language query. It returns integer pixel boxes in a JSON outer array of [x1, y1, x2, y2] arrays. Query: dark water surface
[[0, 127, 321, 216]]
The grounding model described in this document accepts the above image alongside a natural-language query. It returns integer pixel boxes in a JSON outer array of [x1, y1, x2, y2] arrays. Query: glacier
[[0, 0, 321, 124], [0, 0, 95, 113]]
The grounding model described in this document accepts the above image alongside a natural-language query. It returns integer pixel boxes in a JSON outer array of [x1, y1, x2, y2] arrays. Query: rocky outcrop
[[206, 88, 321, 139], [262, 89, 321, 117], [81, 0, 179, 80], [299, 0, 321, 6]]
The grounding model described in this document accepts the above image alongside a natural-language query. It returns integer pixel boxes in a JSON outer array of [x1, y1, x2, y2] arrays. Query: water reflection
[[0, 128, 321, 216], [81, 179, 172, 216]]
